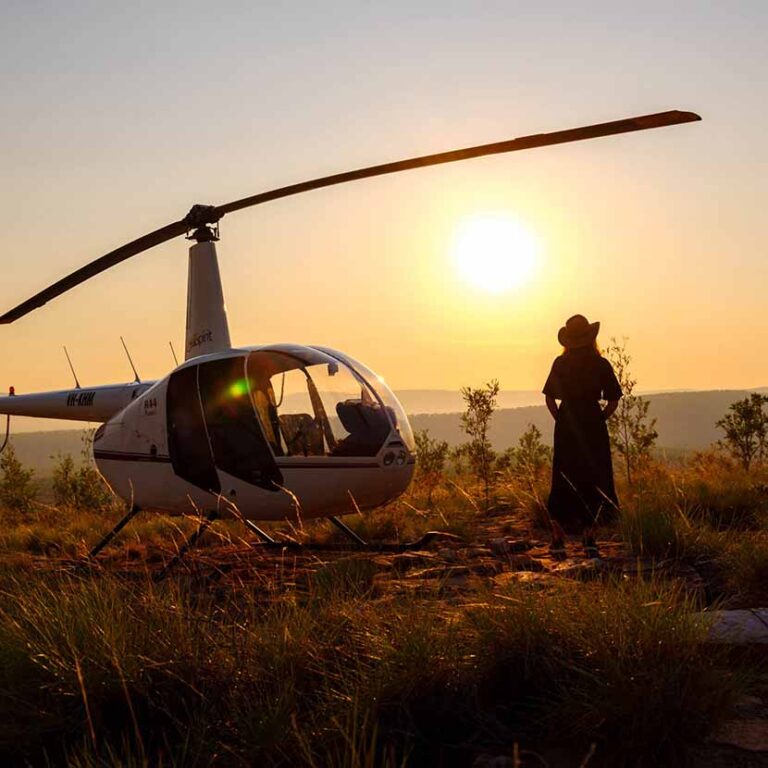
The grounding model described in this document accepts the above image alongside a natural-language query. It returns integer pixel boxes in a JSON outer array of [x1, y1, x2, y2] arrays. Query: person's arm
[[602, 399, 619, 420], [545, 395, 559, 420]]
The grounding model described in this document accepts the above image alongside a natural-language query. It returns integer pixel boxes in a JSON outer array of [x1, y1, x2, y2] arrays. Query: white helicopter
[[0, 109, 699, 557]]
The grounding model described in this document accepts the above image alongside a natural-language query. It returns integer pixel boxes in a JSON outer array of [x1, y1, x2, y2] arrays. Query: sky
[[1, 1, 767, 430]]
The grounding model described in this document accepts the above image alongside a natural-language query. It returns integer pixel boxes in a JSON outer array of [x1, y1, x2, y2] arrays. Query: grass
[[612, 456, 768, 605], [0, 568, 748, 767], [619, 482, 687, 559], [0, 452, 765, 764]]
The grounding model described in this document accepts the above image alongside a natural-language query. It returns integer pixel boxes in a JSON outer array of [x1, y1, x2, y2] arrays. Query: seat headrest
[[336, 399, 391, 435]]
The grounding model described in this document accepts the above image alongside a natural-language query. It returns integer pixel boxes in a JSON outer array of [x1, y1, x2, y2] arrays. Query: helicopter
[[0, 109, 699, 557]]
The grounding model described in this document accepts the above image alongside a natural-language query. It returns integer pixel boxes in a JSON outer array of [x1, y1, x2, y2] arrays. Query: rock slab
[[698, 609, 768, 644]]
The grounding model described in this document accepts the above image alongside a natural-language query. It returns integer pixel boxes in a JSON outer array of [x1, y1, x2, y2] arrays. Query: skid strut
[[153, 510, 218, 582], [328, 515, 368, 546], [242, 519, 278, 544], [87, 505, 142, 560]]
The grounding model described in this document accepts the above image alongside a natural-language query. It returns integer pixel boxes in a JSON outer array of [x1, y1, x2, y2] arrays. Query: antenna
[[63, 346, 81, 389], [169, 341, 179, 366], [120, 336, 141, 383]]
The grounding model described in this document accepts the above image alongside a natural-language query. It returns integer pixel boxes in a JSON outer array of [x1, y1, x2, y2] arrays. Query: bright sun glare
[[452, 213, 539, 294]]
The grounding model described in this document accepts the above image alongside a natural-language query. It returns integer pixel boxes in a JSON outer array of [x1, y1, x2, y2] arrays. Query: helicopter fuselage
[[0, 344, 415, 521], [92, 344, 415, 521]]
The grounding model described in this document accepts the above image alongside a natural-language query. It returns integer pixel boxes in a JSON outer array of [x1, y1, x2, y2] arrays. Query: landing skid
[[78, 506, 220, 580], [153, 510, 218, 582], [248, 515, 461, 552], [78, 508, 461, 578]]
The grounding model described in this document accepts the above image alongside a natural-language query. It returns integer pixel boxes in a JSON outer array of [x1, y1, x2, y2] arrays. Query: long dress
[[542, 348, 623, 532]]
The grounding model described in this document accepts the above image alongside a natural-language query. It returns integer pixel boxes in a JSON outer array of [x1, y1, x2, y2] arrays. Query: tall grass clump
[[683, 474, 767, 529], [620, 495, 685, 559], [718, 533, 768, 606], [478, 577, 747, 766], [615, 465, 683, 558], [679, 451, 768, 529]]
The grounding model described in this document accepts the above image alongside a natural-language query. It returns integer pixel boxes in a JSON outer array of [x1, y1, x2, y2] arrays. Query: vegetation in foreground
[[0, 562, 753, 767], [0, 376, 766, 765], [0, 443, 764, 766]]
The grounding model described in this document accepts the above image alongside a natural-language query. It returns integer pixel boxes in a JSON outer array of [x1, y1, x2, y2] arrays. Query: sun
[[451, 213, 539, 294]]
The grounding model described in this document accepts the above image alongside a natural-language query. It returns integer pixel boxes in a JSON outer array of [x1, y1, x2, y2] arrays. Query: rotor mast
[[184, 205, 232, 361]]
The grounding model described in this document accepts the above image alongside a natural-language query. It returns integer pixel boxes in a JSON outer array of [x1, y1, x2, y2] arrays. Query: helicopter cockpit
[[165, 344, 414, 495], [245, 345, 412, 459]]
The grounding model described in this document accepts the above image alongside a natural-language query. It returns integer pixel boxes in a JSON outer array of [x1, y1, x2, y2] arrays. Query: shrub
[[0, 445, 36, 516], [716, 393, 768, 471], [605, 338, 658, 486], [413, 430, 449, 507], [52, 453, 113, 511], [495, 423, 552, 480]]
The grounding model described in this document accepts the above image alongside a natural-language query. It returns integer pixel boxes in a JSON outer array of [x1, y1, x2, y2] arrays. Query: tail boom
[[0, 382, 154, 423]]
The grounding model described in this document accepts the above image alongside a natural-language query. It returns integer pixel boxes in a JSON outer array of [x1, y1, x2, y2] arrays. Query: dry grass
[[612, 456, 768, 605], [0, 566, 748, 767], [0, 453, 764, 764]]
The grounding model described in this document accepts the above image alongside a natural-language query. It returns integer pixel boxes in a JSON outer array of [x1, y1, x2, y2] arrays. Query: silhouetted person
[[543, 315, 622, 559]]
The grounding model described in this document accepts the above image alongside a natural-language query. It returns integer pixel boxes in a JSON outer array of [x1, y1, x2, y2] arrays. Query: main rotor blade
[[0, 109, 699, 325], [0, 220, 187, 324], [216, 110, 700, 217]]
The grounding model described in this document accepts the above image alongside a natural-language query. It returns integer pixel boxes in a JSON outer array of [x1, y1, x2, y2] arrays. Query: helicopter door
[[198, 357, 283, 491], [166, 365, 221, 494]]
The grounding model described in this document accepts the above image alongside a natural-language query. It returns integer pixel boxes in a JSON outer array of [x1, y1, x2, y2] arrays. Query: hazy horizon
[[7, 382, 768, 433]]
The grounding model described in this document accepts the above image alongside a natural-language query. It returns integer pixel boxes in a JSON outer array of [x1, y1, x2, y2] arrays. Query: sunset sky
[[1, 1, 767, 431]]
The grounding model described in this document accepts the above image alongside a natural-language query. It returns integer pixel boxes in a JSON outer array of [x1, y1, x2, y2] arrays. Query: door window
[[166, 365, 220, 493], [198, 356, 282, 490]]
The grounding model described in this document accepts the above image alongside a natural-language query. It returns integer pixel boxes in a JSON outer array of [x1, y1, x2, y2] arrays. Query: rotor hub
[[184, 204, 221, 242]]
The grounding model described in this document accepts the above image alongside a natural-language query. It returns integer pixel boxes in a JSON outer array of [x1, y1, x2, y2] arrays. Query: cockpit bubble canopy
[[244, 345, 414, 459]]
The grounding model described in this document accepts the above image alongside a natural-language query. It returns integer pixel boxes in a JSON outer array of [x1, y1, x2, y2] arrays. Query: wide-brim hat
[[558, 314, 600, 349]]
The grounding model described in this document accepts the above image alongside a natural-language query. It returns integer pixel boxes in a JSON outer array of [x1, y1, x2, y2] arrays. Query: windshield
[[246, 347, 393, 458], [311, 347, 415, 451]]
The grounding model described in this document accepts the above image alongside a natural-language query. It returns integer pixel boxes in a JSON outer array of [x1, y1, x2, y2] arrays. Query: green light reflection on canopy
[[228, 379, 249, 398]]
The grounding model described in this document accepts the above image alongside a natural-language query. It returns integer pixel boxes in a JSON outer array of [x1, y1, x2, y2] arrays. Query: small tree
[[497, 423, 552, 480], [413, 429, 449, 506], [52, 432, 113, 510], [459, 379, 500, 509], [604, 338, 658, 486], [716, 393, 768, 471], [0, 444, 36, 515]]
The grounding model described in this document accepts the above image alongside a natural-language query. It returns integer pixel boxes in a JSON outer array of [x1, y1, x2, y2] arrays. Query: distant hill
[[393, 389, 543, 413], [7, 430, 90, 475], [2, 388, 765, 475], [410, 389, 764, 451]]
